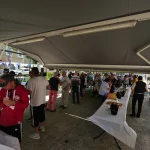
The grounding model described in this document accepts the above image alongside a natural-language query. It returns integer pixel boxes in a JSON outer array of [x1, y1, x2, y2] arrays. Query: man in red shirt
[[0, 74, 29, 143]]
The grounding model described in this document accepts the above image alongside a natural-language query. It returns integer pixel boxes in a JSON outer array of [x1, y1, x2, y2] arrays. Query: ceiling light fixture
[[63, 20, 137, 37], [11, 37, 45, 45]]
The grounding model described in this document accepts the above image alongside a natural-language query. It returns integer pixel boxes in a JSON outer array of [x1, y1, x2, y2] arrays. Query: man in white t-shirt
[[27, 67, 49, 140], [99, 78, 111, 104], [60, 71, 71, 109]]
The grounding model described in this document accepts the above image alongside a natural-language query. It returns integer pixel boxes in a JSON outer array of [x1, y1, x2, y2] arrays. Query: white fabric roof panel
[[13, 20, 150, 66], [0, 0, 150, 41]]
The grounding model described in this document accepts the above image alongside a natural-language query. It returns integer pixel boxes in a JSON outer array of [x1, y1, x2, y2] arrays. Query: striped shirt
[[71, 75, 80, 86]]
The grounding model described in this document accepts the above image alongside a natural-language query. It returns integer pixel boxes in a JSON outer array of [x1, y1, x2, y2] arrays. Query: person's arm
[[57, 77, 60, 84], [26, 80, 32, 94], [106, 83, 111, 90], [131, 82, 136, 91], [0, 89, 5, 108], [60, 79, 66, 86], [46, 80, 50, 89], [47, 79, 51, 89], [79, 77, 81, 85], [15, 88, 29, 109], [13, 87, 29, 121], [131, 82, 136, 94]]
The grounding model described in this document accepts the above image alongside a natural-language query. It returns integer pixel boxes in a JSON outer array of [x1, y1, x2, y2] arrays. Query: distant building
[[0, 46, 36, 69]]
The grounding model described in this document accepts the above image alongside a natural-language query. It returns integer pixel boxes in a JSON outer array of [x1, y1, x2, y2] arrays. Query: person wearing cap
[[0, 74, 29, 145], [130, 76, 148, 118], [99, 78, 112, 104], [27, 67, 49, 140], [3, 68, 9, 75], [46, 72, 60, 112]]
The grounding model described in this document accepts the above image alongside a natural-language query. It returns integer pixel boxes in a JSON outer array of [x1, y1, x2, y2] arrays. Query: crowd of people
[[0, 68, 148, 149]]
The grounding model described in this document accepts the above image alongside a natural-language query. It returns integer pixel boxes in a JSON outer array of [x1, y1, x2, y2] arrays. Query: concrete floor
[[21, 92, 150, 150]]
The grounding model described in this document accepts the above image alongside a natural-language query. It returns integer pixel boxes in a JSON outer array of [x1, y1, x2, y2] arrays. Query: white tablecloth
[[88, 88, 137, 149], [0, 130, 20, 150], [0, 144, 15, 150]]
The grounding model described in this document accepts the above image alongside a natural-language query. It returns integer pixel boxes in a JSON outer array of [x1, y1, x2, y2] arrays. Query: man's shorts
[[0, 124, 22, 142], [32, 104, 45, 127]]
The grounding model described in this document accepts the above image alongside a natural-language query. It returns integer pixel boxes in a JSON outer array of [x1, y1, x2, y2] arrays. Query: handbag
[[111, 103, 119, 115]]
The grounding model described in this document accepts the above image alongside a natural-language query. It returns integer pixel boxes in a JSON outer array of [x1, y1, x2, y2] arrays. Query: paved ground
[[21, 91, 150, 150]]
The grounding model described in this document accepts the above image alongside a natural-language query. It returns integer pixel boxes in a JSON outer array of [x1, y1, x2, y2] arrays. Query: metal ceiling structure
[[0, 0, 150, 72]]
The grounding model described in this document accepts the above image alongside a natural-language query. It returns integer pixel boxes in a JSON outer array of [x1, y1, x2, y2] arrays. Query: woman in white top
[[99, 78, 111, 104]]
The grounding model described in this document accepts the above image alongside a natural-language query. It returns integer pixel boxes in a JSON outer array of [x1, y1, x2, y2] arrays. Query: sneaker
[[29, 133, 40, 140], [40, 126, 46, 132]]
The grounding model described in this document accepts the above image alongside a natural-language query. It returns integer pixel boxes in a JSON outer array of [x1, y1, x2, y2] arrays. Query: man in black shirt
[[110, 74, 117, 93], [130, 76, 148, 118], [46, 72, 60, 112], [68, 72, 72, 80]]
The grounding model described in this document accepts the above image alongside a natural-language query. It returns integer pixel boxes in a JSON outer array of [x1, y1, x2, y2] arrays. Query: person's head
[[138, 76, 143, 81], [110, 74, 115, 80], [104, 73, 109, 78], [57, 73, 60, 78], [29, 71, 33, 78], [31, 67, 39, 77], [62, 71, 66, 77], [105, 78, 111, 83], [74, 71, 78, 76], [54, 72, 58, 77], [9, 71, 16, 77], [3, 68, 9, 75], [0, 74, 17, 90]]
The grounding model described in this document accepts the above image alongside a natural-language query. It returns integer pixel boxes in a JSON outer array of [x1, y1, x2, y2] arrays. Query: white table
[[0, 144, 15, 150], [0, 130, 20, 150], [88, 88, 137, 149]]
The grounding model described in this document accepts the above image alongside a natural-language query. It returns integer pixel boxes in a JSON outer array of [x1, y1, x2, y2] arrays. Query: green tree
[[26, 56, 38, 64]]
